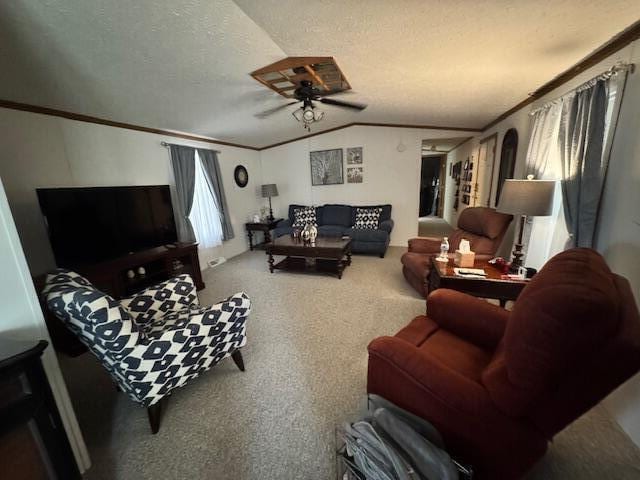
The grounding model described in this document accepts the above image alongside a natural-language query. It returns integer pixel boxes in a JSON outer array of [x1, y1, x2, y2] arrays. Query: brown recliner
[[369, 248, 640, 479], [402, 207, 513, 296]]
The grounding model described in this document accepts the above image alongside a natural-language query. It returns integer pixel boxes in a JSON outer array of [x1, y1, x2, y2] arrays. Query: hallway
[[418, 216, 453, 238]]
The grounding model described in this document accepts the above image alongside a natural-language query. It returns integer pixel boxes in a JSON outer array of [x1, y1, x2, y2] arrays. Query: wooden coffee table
[[428, 256, 528, 306], [265, 236, 352, 279]]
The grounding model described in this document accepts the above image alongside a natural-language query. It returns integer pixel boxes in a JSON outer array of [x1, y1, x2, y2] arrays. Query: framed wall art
[[346, 147, 363, 164], [310, 149, 344, 186], [347, 167, 363, 183]]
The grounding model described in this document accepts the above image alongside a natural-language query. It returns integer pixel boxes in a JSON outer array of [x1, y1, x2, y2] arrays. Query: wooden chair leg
[[147, 399, 164, 434], [231, 350, 245, 372]]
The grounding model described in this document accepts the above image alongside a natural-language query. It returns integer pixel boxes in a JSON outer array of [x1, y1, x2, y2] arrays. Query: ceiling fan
[[255, 80, 367, 131]]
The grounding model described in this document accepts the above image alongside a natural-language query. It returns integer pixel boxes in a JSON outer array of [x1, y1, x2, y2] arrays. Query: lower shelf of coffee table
[[272, 256, 347, 278]]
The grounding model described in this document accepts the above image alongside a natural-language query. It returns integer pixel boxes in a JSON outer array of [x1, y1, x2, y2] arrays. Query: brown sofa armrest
[[408, 237, 442, 254], [368, 336, 494, 414], [426, 289, 509, 350]]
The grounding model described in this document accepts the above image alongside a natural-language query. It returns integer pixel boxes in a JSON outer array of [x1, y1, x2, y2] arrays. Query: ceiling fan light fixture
[[292, 107, 304, 122], [292, 104, 324, 131], [302, 105, 315, 122]]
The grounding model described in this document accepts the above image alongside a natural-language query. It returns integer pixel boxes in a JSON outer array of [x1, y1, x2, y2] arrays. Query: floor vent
[[207, 257, 227, 269]]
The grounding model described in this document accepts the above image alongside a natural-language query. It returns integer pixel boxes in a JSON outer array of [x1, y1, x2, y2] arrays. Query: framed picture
[[310, 149, 344, 186], [347, 167, 363, 183], [346, 147, 363, 164]]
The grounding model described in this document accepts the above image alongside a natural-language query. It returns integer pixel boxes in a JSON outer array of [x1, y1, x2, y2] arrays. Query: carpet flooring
[[58, 247, 640, 479]]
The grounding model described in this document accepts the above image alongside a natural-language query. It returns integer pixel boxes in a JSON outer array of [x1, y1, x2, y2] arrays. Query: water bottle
[[440, 236, 449, 260]]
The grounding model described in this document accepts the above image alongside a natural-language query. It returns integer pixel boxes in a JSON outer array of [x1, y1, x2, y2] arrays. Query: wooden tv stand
[[34, 242, 204, 356], [78, 242, 205, 298]]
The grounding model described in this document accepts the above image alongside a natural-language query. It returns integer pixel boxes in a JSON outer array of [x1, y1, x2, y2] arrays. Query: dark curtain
[[558, 80, 608, 248], [197, 149, 235, 241], [169, 144, 197, 242]]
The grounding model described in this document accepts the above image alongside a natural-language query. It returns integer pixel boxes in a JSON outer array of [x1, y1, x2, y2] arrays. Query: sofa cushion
[[321, 204, 353, 227], [272, 226, 293, 238], [458, 207, 512, 240], [354, 207, 382, 229], [347, 228, 389, 242], [292, 206, 317, 227], [288, 204, 310, 223], [352, 204, 392, 223], [317, 225, 348, 237]]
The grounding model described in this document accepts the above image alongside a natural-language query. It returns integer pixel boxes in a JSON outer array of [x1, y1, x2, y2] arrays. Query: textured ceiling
[[0, 0, 638, 148]]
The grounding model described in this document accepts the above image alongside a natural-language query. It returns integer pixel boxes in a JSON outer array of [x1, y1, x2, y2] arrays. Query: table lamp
[[261, 184, 279, 222], [497, 175, 555, 271]]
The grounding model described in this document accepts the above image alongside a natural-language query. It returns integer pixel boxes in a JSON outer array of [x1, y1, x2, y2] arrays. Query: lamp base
[[510, 243, 525, 273], [267, 197, 275, 223]]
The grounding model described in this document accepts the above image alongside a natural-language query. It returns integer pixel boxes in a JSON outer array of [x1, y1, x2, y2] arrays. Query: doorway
[[419, 155, 446, 217], [417, 137, 472, 237]]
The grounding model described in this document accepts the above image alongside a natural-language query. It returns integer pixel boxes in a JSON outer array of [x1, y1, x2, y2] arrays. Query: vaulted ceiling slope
[[0, 1, 637, 148]]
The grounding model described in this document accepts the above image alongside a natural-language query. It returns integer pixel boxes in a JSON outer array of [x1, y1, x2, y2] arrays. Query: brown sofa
[[402, 207, 513, 296], [368, 248, 640, 479]]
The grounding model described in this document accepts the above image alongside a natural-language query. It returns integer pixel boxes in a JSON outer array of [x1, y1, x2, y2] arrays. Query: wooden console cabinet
[[76, 242, 205, 298], [34, 242, 205, 356]]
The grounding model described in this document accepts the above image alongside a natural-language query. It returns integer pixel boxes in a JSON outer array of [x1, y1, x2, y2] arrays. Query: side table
[[245, 218, 283, 251], [0, 339, 81, 478], [428, 256, 528, 307]]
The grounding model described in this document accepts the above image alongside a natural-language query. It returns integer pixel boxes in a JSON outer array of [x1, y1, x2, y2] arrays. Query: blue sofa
[[272, 204, 394, 257]]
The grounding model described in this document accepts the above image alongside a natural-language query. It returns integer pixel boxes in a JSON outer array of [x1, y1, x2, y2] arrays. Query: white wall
[[0, 107, 263, 275], [445, 41, 640, 445], [0, 177, 90, 471], [260, 125, 478, 246], [443, 138, 478, 228]]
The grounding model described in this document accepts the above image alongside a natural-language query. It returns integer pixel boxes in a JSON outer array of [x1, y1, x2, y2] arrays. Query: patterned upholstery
[[353, 207, 382, 229], [43, 270, 251, 407], [292, 206, 317, 227]]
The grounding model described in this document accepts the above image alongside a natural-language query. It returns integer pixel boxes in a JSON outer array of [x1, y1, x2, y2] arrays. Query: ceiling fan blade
[[254, 101, 299, 118], [315, 89, 355, 97], [319, 97, 367, 111]]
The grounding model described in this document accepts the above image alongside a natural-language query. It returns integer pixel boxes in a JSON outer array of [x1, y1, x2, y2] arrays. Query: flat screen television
[[37, 185, 178, 267]]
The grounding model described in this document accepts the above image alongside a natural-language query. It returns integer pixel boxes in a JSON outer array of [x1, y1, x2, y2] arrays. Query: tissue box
[[454, 250, 475, 268]]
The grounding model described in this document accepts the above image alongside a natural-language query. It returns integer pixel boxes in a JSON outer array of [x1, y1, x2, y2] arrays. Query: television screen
[[37, 185, 178, 267]]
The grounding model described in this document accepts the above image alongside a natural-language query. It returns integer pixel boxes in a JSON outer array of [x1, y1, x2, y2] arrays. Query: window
[[189, 151, 223, 248]]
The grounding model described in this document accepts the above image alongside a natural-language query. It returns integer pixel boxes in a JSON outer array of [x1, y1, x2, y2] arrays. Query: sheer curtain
[[523, 64, 630, 268], [523, 102, 567, 269], [189, 151, 224, 248]]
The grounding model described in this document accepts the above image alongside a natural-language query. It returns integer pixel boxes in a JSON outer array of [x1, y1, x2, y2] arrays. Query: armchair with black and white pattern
[[43, 270, 250, 433]]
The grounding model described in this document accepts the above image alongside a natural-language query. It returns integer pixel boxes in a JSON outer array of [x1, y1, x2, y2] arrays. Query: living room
[[1, 1, 640, 479]]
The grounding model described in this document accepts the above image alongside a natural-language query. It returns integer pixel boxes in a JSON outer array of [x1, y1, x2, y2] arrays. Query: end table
[[428, 256, 528, 307], [245, 218, 283, 251]]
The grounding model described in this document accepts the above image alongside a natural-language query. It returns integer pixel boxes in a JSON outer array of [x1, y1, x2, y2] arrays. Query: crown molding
[[0, 99, 482, 152], [258, 122, 482, 150], [481, 19, 640, 132], [0, 99, 260, 151]]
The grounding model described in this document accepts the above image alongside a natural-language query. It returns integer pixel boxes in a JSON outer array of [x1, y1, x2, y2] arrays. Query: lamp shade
[[497, 179, 555, 216], [261, 184, 279, 198]]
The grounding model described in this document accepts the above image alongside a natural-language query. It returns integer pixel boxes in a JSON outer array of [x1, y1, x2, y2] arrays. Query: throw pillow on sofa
[[354, 207, 382, 229], [292, 206, 317, 227]]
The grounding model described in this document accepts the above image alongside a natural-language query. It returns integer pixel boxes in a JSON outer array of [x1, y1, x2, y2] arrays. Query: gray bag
[[338, 396, 473, 480], [372, 408, 458, 480]]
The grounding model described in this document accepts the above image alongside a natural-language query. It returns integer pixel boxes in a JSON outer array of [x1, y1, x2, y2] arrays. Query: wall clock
[[234, 165, 248, 188]]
